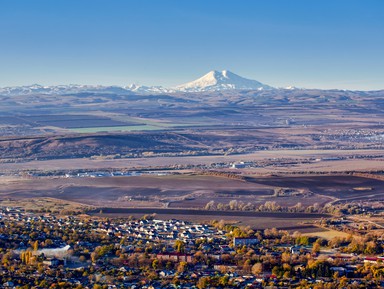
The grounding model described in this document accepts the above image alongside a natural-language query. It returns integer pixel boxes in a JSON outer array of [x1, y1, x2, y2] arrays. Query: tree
[[23, 251, 32, 264], [39, 280, 49, 287], [229, 200, 238, 210], [33, 240, 39, 251], [252, 263, 263, 275], [177, 261, 188, 273], [272, 265, 281, 277], [91, 252, 98, 263], [312, 242, 321, 255], [152, 259, 159, 270], [365, 241, 380, 255], [166, 261, 173, 270], [204, 200, 215, 210], [243, 259, 252, 273], [281, 252, 291, 263], [174, 240, 185, 253], [197, 276, 210, 289], [20, 252, 25, 264], [219, 275, 230, 286], [296, 236, 305, 247]]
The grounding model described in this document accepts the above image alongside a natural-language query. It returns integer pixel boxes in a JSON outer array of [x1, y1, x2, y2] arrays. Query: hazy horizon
[[0, 69, 383, 92]]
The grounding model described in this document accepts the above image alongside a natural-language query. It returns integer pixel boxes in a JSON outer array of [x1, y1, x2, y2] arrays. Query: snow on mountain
[[174, 70, 274, 92], [0, 84, 135, 96], [0, 70, 274, 96], [126, 84, 174, 94], [283, 86, 300, 90], [0, 83, 177, 96]]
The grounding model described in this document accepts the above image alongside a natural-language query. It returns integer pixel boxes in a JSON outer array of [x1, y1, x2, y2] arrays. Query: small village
[[0, 207, 383, 288]]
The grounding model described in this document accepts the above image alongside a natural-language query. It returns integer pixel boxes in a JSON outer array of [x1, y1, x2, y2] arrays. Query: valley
[[0, 72, 384, 233], [3, 2, 384, 287]]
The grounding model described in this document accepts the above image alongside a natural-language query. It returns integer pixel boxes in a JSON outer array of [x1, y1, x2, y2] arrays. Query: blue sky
[[1, 0, 383, 90]]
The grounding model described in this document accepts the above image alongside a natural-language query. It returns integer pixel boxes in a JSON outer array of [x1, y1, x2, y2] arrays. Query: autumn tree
[[252, 263, 263, 275], [33, 240, 39, 251], [152, 259, 159, 270], [174, 240, 185, 253], [177, 261, 188, 273], [312, 242, 321, 255]]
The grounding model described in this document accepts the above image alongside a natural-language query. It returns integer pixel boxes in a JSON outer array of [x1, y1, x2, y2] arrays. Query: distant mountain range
[[0, 71, 276, 96], [1, 71, 382, 96]]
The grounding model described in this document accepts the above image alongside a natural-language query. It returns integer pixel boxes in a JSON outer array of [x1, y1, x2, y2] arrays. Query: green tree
[[219, 275, 230, 286]]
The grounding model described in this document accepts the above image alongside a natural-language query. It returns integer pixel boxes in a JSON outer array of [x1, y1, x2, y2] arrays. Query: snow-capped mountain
[[276, 85, 305, 91], [0, 70, 274, 96], [0, 83, 176, 96], [126, 84, 174, 94], [175, 70, 274, 92], [0, 84, 134, 96]]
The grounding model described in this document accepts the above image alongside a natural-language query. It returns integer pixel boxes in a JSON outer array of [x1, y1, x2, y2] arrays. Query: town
[[2, 0, 384, 288], [0, 207, 383, 288]]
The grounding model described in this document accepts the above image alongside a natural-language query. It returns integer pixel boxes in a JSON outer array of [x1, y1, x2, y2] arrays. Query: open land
[[3, 174, 383, 208], [1, 149, 383, 174], [89, 209, 327, 232], [1, 89, 384, 232], [1, 173, 384, 232]]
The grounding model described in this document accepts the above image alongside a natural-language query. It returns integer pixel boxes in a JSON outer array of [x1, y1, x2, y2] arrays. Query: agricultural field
[[1, 173, 383, 230], [22, 114, 138, 128], [303, 228, 351, 240], [246, 175, 384, 201], [89, 207, 327, 231], [0, 88, 384, 233], [0, 112, 206, 135], [68, 125, 160, 133], [0, 148, 383, 173], [0, 197, 92, 214]]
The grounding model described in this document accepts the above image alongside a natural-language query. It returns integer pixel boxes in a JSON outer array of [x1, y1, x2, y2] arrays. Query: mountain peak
[[175, 70, 274, 92], [221, 70, 234, 77], [201, 70, 237, 80], [0, 70, 274, 96]]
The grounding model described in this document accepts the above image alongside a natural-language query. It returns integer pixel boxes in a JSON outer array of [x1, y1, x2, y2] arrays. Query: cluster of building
[[97, 218, 216, 242], [0, 207, 383, 288]]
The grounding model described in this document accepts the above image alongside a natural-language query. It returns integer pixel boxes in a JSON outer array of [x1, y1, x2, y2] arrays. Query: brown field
[[1, 149, 383, 172], [0, 197, 92, 213], [0, 175, 272, 207], [1, 173, 383, 229], [1, 85, 384, 234], [89, 207, 327, 218], [1, 174, 382, 208], [303, 229, 352, 240], [90, 208, 327, 231], [246, 175, 384, 201]]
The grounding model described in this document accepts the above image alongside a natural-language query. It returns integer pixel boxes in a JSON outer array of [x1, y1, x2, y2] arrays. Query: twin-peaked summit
[[175, 70, 274, 92]]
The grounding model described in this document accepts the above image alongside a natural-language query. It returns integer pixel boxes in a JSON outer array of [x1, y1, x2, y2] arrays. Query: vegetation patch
[[353, 187, 373, 191], [0, 197, 93, 215]]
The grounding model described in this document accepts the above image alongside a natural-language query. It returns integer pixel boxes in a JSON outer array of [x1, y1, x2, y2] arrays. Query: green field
[[69, 125, 166, 133], [110, 115, 206, 128], [67, 116, 205, 133]]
